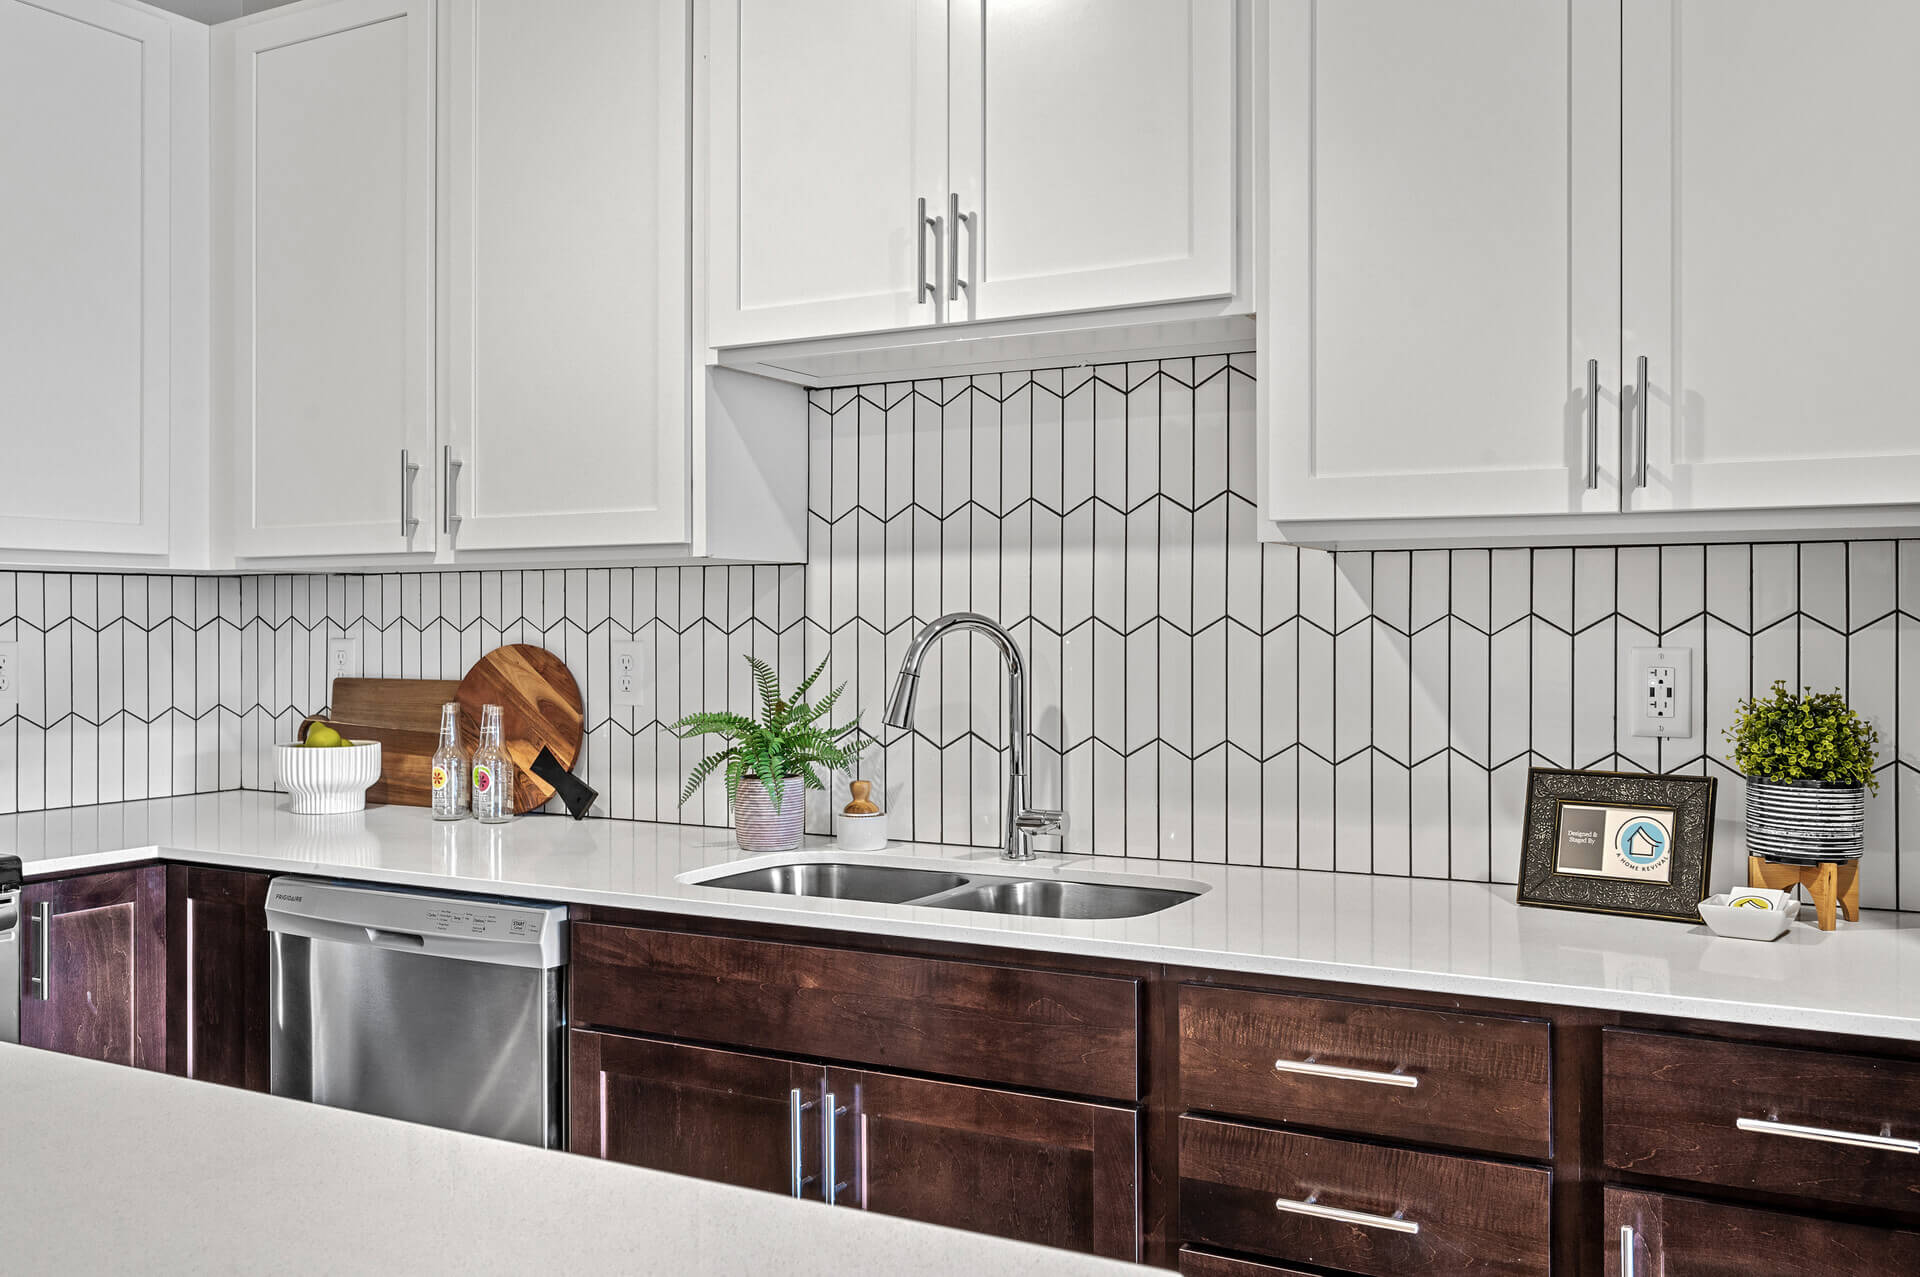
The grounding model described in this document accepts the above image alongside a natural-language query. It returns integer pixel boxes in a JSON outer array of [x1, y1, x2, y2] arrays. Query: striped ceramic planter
[[733, 776, 806, 852], [1745, 776, 1866, 863]]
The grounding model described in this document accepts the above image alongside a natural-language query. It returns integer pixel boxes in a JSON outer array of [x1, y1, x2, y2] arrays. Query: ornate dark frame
[[1518, 767, 1717, 922]]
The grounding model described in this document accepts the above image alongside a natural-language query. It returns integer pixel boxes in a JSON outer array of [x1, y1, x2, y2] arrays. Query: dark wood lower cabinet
[[570, 1031, 816, 1197], [1178, 1246, 1318, 1275], [826, 1065, 1140, 1261], [1180, 1116, 1552, 1276], [165, 866, 271, 1091], [1605, 1186, 1920, 1276], [19, 867, 166, 1069]]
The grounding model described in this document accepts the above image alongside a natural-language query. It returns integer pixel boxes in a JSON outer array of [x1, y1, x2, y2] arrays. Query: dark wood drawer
[[1179, 1116, 1552, 1276], [570, 924, 1140, 1101], [1178, 1247, 1316, 1276], [1179, 984, 1552, 1159], [1605, 1186, 1920, 1276], [1603, 1028, 1920, 1215]]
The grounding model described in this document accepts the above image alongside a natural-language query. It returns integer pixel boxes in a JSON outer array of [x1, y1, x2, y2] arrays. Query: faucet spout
[[883, 612, 1065, 860]]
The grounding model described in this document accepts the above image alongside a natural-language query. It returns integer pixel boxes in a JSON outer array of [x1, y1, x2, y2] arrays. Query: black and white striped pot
[[1744, 776, 1866, 863], [733, 776, 805, 852]]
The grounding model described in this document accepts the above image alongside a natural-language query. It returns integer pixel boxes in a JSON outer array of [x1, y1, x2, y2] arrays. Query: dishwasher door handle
[[366, 928, 427, 950]]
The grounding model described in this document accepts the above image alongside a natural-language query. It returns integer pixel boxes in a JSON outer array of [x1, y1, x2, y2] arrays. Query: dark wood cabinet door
[[19, 868, 166, 1069], [165, 866, 271, 1091], [1605, 1187, 1920, 1276], [828, 1065, 1140, 1262], [570, 1030, 820, 1198]]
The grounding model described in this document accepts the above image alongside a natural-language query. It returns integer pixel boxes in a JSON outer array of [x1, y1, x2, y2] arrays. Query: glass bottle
[[471, 704, 514, 823], [430, 702, 468, 820]]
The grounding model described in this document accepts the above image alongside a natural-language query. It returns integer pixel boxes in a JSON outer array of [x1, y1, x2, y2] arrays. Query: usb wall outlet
[[1630, 646, 1693, 739]]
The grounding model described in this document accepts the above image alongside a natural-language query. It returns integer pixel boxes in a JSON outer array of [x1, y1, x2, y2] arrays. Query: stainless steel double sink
[[689, 859, 1199, 920]]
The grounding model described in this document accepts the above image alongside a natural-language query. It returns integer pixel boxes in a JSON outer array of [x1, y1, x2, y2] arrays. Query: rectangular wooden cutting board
[[299, 678, 462, 807]]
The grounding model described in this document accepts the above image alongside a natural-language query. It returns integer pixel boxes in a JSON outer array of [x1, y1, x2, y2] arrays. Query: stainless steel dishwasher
[[1, 855, 21, 1045], [265, 877, 568, 1148]]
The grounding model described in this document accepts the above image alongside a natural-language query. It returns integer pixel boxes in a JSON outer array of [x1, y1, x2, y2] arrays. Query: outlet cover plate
[[611, 637, 652, 710], [327, 636, 362, 682], [0, 641, 17, 712], [1630, 646, 1693, 739]]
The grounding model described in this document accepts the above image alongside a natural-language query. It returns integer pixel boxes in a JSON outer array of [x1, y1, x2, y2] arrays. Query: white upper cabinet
[[218, 0, 436, 560], [1623, 0, 1920, 513], [947, 0, 1235, 322], [1263, 0, 1622, 524], [705, 0, 1241, 351], [0, 0, 177, 559], [706, 0, 949, 346], [440, 0, 689, 551]]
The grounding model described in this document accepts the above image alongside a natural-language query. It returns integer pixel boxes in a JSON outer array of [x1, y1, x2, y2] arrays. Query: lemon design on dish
[[1728, 894, 1777, 910]]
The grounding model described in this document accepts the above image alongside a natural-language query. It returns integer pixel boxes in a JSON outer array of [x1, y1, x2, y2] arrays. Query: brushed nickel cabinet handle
[[1635, 354, 1650, 490], [917, 198, 943, 305], [947, 193, 971, 302], [1736, 1117, 1920, 1154], [443, 445, 463, 535], [822, 1090, 848, 1205], [1274, 1057, 1418, 1088], [1620, 1224, 1636, 1277], [399, 449, 421, 539], [788, 1087, 817, 1198], [1585, 358, 1601, 491], [1275, 1195, 1419, 1235], [29, 901, 50, 1001]]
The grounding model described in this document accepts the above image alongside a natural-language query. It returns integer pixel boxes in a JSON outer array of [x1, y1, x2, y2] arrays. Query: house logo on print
[[1617, 817, 1670, 872]]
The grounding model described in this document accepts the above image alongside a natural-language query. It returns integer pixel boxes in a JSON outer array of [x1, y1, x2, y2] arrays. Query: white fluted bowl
[[275, 741, 382, 814]]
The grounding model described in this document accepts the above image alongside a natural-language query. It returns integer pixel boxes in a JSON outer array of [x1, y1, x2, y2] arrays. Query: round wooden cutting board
[[456, 644, 585, 814]]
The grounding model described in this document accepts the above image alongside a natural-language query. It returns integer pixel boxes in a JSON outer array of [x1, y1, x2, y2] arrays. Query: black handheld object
[[532, 746, 598, 820]]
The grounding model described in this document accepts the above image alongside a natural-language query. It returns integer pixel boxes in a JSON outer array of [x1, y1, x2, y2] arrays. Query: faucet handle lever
[[1016, 809, 1068, 837]]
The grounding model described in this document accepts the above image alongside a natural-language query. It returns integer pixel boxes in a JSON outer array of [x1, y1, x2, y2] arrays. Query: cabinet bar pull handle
[[917, 198, 943, 305], [822, 1091, 848, 1205], [947, 193, 970, 303], [443, 445, 462, 535], [1620, 1224, 1636, 1277], [1736, 1117, 1920, 1154], [1274, 1196, 1419, 1235], [29, 901, 50, 1000], [399, 449, 421, 539], [1634, 355, 1650, 490], [1274, 1058, 1418, 1088], [1585, 358, 1600, 490], [788, 1087, 816, 1198]]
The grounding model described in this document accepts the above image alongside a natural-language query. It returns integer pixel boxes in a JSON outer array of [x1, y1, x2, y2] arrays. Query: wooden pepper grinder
[[844, 779, 881, 815]]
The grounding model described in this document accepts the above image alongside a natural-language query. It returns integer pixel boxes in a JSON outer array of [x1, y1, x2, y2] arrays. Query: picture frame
[[1518, 768, 1717, 922]]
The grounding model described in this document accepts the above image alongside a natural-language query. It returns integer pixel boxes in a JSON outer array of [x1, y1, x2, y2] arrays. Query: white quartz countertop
[[6, 792, 1919, 1042], [0, 1042, 1138, 1277]]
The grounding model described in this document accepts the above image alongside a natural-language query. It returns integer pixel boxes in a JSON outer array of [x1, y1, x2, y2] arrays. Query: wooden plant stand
[[1748, 855, 1860, 932]]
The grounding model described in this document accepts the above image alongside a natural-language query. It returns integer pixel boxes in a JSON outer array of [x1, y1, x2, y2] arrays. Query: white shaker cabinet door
[[220, 0, 436, 559], [1623, 0, 1920, 512], [1263, 0, 1623, 523], [0, 0, 173, 557], [946, 0, 1236, 322], [440, 0, 689, 551], [706, 0, 949, 347]]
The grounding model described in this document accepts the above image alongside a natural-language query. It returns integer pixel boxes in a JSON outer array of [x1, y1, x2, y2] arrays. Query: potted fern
[[1726, 681, 1880, 864], [672, 656, 866, 852]]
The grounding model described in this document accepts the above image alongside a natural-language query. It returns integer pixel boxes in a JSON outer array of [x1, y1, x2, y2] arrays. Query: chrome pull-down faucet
[[883, 612, 1066, 861]]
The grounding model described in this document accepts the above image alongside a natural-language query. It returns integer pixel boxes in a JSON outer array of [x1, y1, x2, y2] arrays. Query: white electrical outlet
[[611, 637, 651, 709], [326, 636, 362, 682], [1630, 646, 1693, 739], [0, 641, 18, 712]]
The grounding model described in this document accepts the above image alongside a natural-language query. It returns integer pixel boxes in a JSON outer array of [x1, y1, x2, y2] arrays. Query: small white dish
[[834, 810, 889, 853], [275, 740, 382, 814], [1698, 891, 1799, 941]]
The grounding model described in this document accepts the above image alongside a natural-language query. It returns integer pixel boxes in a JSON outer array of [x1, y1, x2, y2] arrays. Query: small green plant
[[1725, 681, 1880, 792], [671, 656, 869, 810]]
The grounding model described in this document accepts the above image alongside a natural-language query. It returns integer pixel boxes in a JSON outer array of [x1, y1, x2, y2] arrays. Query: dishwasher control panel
[[265, 877, 568, 969]]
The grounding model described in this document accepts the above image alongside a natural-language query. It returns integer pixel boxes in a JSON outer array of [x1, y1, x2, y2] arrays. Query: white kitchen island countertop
[[5, 791, 1919, 1041], [0, 1042, 1139, 1276]]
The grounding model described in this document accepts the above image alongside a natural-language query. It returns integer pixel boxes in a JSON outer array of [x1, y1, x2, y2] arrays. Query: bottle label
[[473, 764, 493, 795], [432, 765, 449, 792]]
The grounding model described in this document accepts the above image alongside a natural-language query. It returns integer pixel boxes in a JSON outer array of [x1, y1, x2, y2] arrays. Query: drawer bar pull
[[1274, 1195, 1420, 1235], [1736, 1117, 1920, 1154], [1274, 1058, 1418, 1088]]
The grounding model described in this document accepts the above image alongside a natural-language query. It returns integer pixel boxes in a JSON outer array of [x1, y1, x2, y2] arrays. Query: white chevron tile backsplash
[[3, 351, 1920, 908]]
